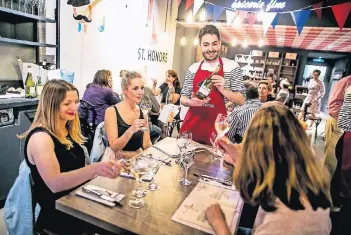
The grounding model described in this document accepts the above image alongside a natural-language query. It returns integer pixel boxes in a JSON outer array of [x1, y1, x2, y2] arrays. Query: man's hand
[[188, 92, 211, 107], [211, 75, 225, 93]]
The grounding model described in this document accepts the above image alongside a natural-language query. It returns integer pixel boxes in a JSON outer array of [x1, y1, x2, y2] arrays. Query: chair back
[[78, 99, 97, 154]]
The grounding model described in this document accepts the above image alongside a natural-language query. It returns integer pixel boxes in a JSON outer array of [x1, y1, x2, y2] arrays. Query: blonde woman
[[21, 79, 122, 234], [105, 71, 152, 156], [205, 105, 331, 235]]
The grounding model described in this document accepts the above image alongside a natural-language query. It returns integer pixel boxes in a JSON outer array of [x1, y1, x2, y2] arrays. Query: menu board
[[172, 181, 241, 234]]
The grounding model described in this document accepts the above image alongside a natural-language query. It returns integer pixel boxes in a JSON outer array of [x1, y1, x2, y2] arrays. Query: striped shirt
[[180, 57, 245, 103], [338, 86, 351, 132], [228, 99, 262, 143]]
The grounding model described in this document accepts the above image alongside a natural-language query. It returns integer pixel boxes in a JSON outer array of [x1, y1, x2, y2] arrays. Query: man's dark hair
[[245, 87, 259, 100], [198, 25, 221, 43], [267, 73, 274, 79], [313, 69, 321, 76]]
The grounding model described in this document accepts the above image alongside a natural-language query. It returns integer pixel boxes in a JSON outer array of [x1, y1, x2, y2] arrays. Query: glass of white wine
[[179, 149, 195, 186], [215, 114, 230, 139], [129, 159, 150, 209], [140, 99, 151, 132]]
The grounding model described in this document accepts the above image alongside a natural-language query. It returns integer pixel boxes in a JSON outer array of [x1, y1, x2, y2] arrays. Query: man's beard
[[202, 50, 219, 61]]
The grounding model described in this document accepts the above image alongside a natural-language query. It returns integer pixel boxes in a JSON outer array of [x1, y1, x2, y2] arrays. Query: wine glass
[[140, 99, 151, 132], [209, 132, 223, 160], [182, 131, 192, 152], [129, 159, 150, 209], [179, 149, 195, 186], [215, 114, 230, 139]]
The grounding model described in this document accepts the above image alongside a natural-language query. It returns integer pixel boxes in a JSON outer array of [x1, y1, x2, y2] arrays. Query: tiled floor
[[0, 113, 329, 235]]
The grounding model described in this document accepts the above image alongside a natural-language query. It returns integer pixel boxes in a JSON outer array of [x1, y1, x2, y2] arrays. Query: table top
[[56, 137, 242, 235]]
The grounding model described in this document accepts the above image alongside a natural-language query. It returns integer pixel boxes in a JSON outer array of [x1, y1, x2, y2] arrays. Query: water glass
[[179, 150, 195, 186], [215, 114, 230, 139], [129, 159, 150, 209]]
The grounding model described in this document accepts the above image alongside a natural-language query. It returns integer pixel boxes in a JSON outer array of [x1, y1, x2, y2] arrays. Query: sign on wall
[[231, 0, 287, 12], [137, 47, 168, 63]]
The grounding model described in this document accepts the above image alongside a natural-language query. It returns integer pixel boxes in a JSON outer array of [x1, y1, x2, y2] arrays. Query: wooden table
[[56, 137, 243, 235]]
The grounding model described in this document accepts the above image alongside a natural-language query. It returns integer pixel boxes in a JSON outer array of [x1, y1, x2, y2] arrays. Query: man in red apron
[[180, 25, 245, 145]]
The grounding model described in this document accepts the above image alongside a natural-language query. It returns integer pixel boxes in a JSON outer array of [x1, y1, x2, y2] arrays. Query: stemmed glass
[[179, 149, 195, 186], [215, 114, 230, 140], [140, 98, 151, 132], [209, 132, 223, 160], [129, 158, 150, 209]]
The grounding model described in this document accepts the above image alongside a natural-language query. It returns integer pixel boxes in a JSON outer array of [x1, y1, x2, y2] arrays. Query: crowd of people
[[5, 24, 351, 235]]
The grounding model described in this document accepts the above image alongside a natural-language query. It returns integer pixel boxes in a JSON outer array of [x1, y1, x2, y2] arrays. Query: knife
[[193, 173, 233, 187], [82, 187, 123, 207]]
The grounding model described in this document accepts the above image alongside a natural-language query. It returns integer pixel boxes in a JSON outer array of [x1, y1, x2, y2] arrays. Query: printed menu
[[172, 181, 241, 234]]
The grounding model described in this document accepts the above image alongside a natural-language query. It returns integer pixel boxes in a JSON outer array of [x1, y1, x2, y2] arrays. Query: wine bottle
[[36, 76, 44, 97], [195, 64, 221, 100], [25, 66, 36, 98]]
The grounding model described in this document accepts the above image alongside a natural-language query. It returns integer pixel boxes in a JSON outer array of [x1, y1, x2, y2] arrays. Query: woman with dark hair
[[205, 105, 331, 235], [79, 69, 120, 126], [152, 69, 181, 105]]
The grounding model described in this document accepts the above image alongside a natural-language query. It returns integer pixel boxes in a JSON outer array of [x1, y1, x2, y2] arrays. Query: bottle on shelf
[[25, 65, 36, 98], [36, 76, 44, 97], [196, 64, 221, 100]]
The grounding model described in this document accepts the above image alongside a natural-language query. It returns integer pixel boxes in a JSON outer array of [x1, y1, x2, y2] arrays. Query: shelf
[[0, 37, 57, 47], [251, 63, 264, 66], [281, 72, 295, 76], [0, 6, 55, 23], [282, 65, 296, 68], [265, 64, 280, 67], [236, 61, 249, 64]]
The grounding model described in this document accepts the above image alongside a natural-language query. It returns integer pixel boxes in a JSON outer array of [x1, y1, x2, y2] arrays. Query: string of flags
[[176, 0, 351, 36]]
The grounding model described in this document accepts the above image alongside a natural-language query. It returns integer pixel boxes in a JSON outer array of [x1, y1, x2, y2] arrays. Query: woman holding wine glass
[[105, 71, 152, 158]]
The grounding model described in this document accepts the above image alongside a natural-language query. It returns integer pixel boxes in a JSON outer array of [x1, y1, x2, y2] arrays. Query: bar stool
[[303, 103, 322, 141]]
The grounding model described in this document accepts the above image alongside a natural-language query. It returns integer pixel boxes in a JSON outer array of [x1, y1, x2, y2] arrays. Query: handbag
[[102, 147, 142, 161]]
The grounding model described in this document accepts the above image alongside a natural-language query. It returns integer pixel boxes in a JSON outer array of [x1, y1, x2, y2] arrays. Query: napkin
[[76, 184, 125, 207]]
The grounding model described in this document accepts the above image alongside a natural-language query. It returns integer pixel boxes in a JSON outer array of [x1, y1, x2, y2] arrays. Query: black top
[[159, 83, 181, 105], [24, 127, 86, 232], [113, 106, 143, 151]]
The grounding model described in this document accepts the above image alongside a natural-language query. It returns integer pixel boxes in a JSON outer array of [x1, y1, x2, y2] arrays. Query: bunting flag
[[185, 0, 194, 10], [271, 13, 280, 29], [193, 0, 204, 16], [239, 10, 248, 21], [291, 10, 311, 35], [213, 5, 224, 23], [312, 1, 323, 20], [177, 0, 182, 7], [247, 12, 257, 25], [262, 12, 277, 35], [226, 10, 236, 26], [332, 2, 351, 30], [205, 3, 214, 17]]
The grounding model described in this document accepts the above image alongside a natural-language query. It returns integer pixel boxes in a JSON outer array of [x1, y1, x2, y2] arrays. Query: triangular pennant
[[247, 12, 257, 25], [185, 0, 194, 10], [213, 5, 224, 23], [291, 10, 311, 35], [271, 13, 280, 29], [177, 0, 182, 7], [239, 10, 248, 21], [312, 1, 323, 20], [332, 2, 351, 30], [226, 10, 236, 26], [193, 0, 204, 16], [262, 12, 277, 35]]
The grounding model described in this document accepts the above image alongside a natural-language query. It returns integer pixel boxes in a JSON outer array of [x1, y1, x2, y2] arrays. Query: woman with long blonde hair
[[205, 105, 331, 235], [21, 79, 122, 234]]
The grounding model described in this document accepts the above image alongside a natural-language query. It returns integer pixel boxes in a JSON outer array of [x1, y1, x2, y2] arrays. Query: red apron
[[180, 58, 227, 145]]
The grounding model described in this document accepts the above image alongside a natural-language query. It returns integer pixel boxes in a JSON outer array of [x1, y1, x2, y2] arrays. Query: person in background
[[257, 81, 272, 103], [20, 79, 123, 234], [105, 71, 151, 156], [227, 87, 261, 144], [275, 79, 290, 105], [298, 69, 325, 122], [205, 105, 331, 235], [266, 73, 276, 98], [152, 69, 182, 105], [79, 69, 120, 126], [180, 24, 245, 145]]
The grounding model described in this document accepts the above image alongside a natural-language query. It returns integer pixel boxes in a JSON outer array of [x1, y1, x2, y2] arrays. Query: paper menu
[[172, 182, 240, 234]]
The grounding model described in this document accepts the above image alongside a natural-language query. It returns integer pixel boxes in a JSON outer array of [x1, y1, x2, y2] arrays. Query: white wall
[[60, 0, 178, 95]]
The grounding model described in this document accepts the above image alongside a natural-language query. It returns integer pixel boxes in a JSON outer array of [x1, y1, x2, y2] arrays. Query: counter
[[0, 97, 39, 109]]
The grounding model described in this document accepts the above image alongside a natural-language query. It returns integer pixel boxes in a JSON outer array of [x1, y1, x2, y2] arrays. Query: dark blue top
[[159, 83, 181, 105], [79, 84, 120, 126]]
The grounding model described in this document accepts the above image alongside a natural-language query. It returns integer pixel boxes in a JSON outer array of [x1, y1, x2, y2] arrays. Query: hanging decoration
[[331, 2, 351, 30], [193, 0, 204, 16], [312, 1, 323, 20], [247, 12, 257, 24], [213, 5, 224, 23], [262, 12, 277, 35], [185, 0, 195, 11], [226, 10, 236, 26], [271, 13, 280, 29], [239, 10, 248, 21], [177, 0, 182, 7], [291, 10, 311, 35], [147, 0, 154, 25]]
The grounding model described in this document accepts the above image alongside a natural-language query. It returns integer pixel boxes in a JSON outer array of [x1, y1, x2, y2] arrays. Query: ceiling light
[[242, 38, 248, 48], [180, 37, 186, 46], [258, 38, 264, 47], [200, 9, 206, 21], [193, 38, 199, 46], [318, 56, 322, 59], [328, 45, 333, 49], [186, 11, 193, 23], [231, 38, 237, 46], [278, 37, 283, 42]]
